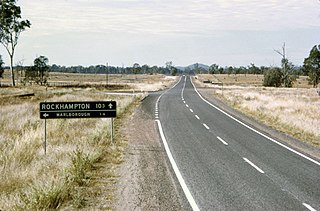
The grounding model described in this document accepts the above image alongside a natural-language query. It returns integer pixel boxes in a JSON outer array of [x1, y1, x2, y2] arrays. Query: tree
[[132, 63, 141, 76], [248, 63, 260, 74], [209, 64, 219, 74], [0, 54, 4, 86], [25, 56, 49, 85], [303, 45, 320, 87], [170, 67, 177, 76], [274, 43, 295, 87], [0, 0, 31, 86], [166, 61, 177, 75], [34, 56, 49, 85], [141, 64, 149, 74]]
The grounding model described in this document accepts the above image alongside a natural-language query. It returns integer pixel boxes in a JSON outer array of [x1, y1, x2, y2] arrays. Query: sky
[[1, 0, 320, 67]]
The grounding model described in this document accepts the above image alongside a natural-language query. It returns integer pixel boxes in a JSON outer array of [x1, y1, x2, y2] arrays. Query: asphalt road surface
[[155, 76, 320, 210]]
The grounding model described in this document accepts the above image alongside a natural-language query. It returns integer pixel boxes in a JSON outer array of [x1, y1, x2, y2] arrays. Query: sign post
[[44, 118, 47, 155], [40, 101, 117, 154]]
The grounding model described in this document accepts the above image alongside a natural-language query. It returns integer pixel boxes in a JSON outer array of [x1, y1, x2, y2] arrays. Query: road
[[155, 76, 320, 210]]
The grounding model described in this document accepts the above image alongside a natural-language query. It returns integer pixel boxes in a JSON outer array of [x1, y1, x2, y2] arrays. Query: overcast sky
[[1, 0, 320, 67]]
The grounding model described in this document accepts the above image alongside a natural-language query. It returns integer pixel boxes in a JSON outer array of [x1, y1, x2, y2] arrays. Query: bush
[[263, 68, 282, 87]]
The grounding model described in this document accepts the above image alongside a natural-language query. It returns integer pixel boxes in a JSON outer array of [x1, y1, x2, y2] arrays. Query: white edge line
[[217, 136, 228, 146], [156, 120, 200, 211], [243, 157, 265, 174], [203, 123, 210, 130], [303, 203, 317, 211], [190, 77, 320, 167], [154, 76, 200, 211]]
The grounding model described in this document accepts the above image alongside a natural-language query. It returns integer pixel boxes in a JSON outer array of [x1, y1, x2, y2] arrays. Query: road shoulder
[[115, 99, 188, 210]]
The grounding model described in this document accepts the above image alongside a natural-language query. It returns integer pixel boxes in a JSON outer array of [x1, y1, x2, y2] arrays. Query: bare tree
[[274, 43, 295, 87]]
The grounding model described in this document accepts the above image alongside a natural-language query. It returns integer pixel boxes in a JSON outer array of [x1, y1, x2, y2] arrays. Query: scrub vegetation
[[0, 86, 144, 209]]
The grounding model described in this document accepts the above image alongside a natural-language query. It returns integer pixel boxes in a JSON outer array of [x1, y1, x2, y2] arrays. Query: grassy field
[[194, 74, 320, 147], [1, 70, 176, 91], [196, 73, 312, 88], [0, 73, 177, 209]]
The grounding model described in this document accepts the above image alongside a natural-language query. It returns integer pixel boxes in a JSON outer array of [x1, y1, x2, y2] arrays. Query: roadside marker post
[[40, 101, 117, 154]]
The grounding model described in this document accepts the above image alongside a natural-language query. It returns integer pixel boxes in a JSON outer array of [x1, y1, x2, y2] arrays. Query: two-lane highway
[[156, 76, 320, 210]]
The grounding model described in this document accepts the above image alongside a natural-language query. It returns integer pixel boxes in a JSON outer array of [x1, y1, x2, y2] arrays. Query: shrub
[[263, 68, 282, 87]]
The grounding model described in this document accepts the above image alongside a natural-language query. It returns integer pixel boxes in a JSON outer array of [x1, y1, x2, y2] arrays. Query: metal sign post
[[40, 101, 117, 154], [44, 118, 47, 155], [111, 118, 114, 144]]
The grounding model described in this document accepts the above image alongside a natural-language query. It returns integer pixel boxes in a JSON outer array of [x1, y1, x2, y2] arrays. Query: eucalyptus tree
[[303, 45, 320, 87], [0, 0, 31, 86]]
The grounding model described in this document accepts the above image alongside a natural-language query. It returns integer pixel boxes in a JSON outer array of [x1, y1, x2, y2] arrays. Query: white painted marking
[[190, 77, 320, 167], [243, 158, 265, 174], [186, 104, 189, 108], [183, 101, 186, 104], [156, 120, 200, 211], [195, 115, 200, 120], [217, 136, 228, 145], [203, 123, 210, 130], [190, 109, 194, 113], [303, 203, 317, 211], [181, 75, 186, 100]]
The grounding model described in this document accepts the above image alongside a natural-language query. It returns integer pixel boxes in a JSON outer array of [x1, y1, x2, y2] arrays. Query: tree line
[[50, 62, 180, 76]]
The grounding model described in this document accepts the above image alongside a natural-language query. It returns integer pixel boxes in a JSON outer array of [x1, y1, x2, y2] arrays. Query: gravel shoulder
[[115, 97, 189, 210]]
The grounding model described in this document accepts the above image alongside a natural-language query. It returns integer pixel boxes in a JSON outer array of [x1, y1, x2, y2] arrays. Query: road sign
[[40, 101, 116, 119]]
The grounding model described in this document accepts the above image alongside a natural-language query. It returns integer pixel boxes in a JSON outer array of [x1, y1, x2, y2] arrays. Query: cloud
[[20, 0, 320, 37]]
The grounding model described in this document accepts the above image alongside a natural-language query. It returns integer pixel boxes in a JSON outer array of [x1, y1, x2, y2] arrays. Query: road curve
[[156, 76, 320, 210]]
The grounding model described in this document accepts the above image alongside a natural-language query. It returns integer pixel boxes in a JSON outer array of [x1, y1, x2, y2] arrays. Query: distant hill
[[176, 63, 209, 71]]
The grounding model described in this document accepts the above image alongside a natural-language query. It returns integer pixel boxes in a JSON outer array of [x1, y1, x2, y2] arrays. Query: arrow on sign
[[108, 103, 113, 109], [43, 113, 49, 118]]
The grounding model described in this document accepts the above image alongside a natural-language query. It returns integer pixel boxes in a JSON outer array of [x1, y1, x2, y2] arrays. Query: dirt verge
[[115, 99, 188, 210]]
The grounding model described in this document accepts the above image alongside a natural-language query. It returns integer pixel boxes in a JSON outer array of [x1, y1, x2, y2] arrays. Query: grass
[[1, 70, 177, 91], [0, 84, 146, 209], [194, 75, 320, 147], [196, 74, 312, 88]]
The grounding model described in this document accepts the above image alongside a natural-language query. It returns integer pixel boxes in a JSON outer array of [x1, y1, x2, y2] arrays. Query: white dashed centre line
[[195, 115, 200, 120], [203, 123, 210, 130], [190, 109, 194, 113], [243, 158, 265, 174], [217, 136, 228, 145], [186, 104, 189, 108]]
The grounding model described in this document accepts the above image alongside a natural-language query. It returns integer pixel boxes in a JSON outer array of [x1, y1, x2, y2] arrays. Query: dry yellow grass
[[0, 86, 145, 209], [195, 75, 320, 147], [196, 74, 312, 88], [1, 70, 177, 91]]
